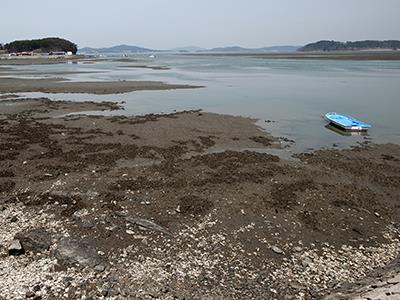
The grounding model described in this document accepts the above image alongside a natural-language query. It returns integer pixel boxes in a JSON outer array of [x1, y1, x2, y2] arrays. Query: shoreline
[[0, 98, 399, 299], [3, 51, 400, 62], [0, 55, 86, 65]]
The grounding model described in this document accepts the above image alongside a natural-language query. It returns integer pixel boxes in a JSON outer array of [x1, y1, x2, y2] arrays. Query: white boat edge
[[324, 113, 371, 132]]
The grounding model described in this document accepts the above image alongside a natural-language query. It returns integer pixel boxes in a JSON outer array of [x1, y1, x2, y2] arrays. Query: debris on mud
[[0, 98, 399, 299]]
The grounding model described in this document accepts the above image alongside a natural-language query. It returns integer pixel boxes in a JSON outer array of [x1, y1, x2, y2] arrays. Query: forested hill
[[299, 40, 400, 52], [4, 38, 77, 54]]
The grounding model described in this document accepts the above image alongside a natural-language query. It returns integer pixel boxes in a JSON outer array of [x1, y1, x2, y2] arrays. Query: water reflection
[[325, 123, 370, 137]]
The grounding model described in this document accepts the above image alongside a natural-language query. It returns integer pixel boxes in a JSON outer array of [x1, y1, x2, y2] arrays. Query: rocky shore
[[0, 96, 399, 299]]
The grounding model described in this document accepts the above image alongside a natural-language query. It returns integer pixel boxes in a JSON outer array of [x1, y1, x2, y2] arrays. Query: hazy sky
[[2, 0, 399, 49]]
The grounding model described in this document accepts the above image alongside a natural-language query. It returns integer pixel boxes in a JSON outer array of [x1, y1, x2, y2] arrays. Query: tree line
[[299, 40, 400, 52], [2, 38, 77, 54]]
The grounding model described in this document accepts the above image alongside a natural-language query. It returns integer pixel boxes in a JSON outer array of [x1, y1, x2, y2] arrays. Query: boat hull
[[325, 113, 371, 131]]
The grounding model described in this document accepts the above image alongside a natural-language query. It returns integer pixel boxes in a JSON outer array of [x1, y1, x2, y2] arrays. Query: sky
[[1, 0, 399, 49]]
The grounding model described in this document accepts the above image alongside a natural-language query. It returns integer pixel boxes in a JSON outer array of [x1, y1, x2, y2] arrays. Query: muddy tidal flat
[[0, 96, 399, 299], [0, 78, 201, 95]]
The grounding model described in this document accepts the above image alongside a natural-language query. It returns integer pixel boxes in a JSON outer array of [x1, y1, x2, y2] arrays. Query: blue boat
[[325, 112, 371, 131]]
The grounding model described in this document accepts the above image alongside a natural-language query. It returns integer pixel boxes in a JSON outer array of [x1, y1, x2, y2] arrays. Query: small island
[[0, 37, 77, 56]]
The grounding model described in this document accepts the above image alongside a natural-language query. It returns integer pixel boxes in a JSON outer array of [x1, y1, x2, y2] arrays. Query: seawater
[[14, 54, 400, 152]]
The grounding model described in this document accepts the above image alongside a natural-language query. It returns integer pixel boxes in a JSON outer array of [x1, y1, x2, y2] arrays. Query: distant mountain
[[79, 44, 156, 54], [79, 44, 300, 54], [203, 45, 299, 53], [170, 46, 206, 52], [299, 40, 400, 52], [207, 46, 250, 52], [258, 45, 301, 52]]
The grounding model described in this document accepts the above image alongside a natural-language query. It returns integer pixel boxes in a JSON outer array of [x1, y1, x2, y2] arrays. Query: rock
[[293, 246, 303, 252], [15, 228, 53, 254], [302, 258, 312, 268], [25, 292, 42, 300], [33, 285, 41, 292], [52, 238, 102, 268], [174, 293, 186, 300], [62, 277, 72, 287], [73, 211, 95, 229], [309, 287, 319, 298], [26, 291, 35, 298], [8, 239, 24, 256], [80, 221, 95, 229], [138, 225, 149, 232], [290, 283, 304, 290], [125, 217, 172, 236], [371, 281, 386, 289], [387, 276, 400, 284], [148, 149, 160, 158], [94, 264, 106, 273], [271, 246, 284, 255], [108, 289, 120, 297], [10, 215, 18, 222]]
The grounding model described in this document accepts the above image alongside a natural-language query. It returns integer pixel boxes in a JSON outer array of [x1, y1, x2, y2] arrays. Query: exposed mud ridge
[[250, 135, 274, 146], [111, 109, 202, 125], [0, 77, 202, 94], [178, 195, 214, 216], [0, 97, 122, 117], [269, 179, 316, 210], [0, 170, 15, 178], [0, 99, 399, 299], [0, 180, 15, 193], [298, 147, 400, 188]]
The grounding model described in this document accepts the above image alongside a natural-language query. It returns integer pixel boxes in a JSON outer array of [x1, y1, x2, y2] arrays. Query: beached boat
[[325, 112, 371, 131]]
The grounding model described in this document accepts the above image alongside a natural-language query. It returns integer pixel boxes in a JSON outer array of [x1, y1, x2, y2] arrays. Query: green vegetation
[[299, 40, 400, 52], [4, 38, 77, 54]]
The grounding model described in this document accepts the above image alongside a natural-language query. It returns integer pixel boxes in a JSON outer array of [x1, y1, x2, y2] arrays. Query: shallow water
[[13, 54, 400, 152]]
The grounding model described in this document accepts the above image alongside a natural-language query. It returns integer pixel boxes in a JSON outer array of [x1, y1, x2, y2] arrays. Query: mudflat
[[0, 77, 202, 94], [0, 98, 399, 299], [118, 64, 170, 70]]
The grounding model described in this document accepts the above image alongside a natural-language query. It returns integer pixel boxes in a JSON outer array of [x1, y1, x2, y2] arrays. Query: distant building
[[16, 52, 33, 56], [49, 51, 66, 56]]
